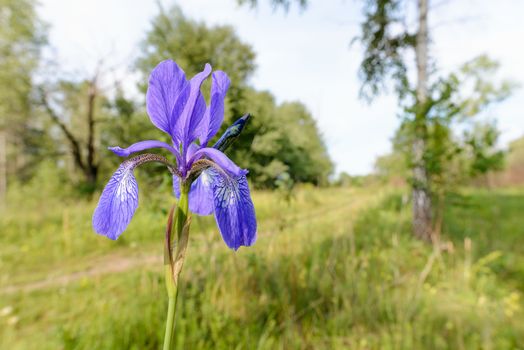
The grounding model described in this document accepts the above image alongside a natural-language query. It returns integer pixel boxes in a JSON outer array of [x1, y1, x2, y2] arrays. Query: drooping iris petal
[[190, 147, 243, 177], [172, 64, 212, 149], [199, 71, 231, 145], [109, 140, 181, 160], [93, 161, 139, 240], [212, 172, 257, 250], [146, 60, 188, 136], [188, 169, 215, 215]]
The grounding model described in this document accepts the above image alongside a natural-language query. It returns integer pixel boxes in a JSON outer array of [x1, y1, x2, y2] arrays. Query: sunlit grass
[[1, 185, 523, 349]]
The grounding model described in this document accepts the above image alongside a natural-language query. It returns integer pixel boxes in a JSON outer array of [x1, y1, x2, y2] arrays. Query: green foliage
[[335, 172, 375, 188], [463, 122, 505, 178], [356, 0, 415, 100], [137, 5, 256, 83], [421, 56, 510, 189], [444, 190, 524, 291], [1, 187, 523, 349], [135, 4, 256, 117], [377, 56, 513, 199], [507, 136, 524, 165], [38, 77, 111, 190], [0, 0, 47, 181], [134, 5, 333, 188], [241, 97, 333, 187], [374, 149, 408, 182], [502, 135, 524, 185], [0, 0, 45, 125], [1, 2, 332, 192], [508, 136, 524, 165], [354, 0, 515, 240]]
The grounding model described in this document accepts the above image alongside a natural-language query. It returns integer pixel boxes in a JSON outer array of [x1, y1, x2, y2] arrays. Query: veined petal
[[109, 140, 180, 159], [188, 169, 215, 215], [199, 71, 231, 145], [190, 147, 243, 177], [172, 64, 212, 148], [93, 161, 139, 240], [146, 60, 188, 136], [212, 172, 257, 250], [172, 170, 214, 216], [173, 175, 181, 198]]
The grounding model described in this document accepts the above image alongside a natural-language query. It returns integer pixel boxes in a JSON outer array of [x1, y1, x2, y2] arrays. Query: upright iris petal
[[172, 64, 212, 150], [146, 60, 188, 137], [199, 71, 231, 146], [93, 160, 140, 240]]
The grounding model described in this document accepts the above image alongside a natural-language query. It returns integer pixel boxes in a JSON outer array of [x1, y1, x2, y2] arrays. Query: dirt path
[[1, 188, 378, 295], [1, 254, 162, 295]]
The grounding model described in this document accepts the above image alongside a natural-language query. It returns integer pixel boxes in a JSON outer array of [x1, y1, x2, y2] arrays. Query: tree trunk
[[412, 0, 433, 241], [40, 77, 99, 191], [85, 78, 99, 189]]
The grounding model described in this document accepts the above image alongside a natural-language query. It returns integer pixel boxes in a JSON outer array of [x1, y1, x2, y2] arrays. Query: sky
[[38, 0, 524, 175]]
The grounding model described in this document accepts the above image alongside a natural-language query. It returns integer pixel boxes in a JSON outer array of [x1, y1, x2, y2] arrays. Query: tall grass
[[1, 184, 523, 349]]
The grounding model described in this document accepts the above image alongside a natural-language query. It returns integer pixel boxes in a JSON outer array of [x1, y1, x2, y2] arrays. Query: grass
[[1, 183, 523, 349]]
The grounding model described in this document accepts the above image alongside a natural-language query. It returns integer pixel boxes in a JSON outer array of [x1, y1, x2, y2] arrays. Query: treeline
[[0, 1, 333, 200]]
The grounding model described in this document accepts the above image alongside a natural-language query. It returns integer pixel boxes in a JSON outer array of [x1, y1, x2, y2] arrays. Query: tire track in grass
[[1, 188, 379, 295]]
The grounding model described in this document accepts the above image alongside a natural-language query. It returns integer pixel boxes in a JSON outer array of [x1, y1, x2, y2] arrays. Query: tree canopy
[[133, 5, 333, 188]]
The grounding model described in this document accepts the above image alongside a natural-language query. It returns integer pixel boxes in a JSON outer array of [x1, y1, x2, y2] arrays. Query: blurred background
[[1, 0, 523, 348]]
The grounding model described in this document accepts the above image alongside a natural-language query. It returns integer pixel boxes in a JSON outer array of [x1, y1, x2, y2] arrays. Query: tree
[[136, 5, 256, 120], [374, 150, 407, 184], [240, 94, 333, 187], [38, 69, 109, 191], [243, 0, 514, 241], [479, 134, 524, 187], [500, 135, 524, 186], [376, 54, 512, 236], [0, 0, 46, 203], [135, 5, 333, 188], [356, 0, 435, 240], [463, 123, 505, 182]]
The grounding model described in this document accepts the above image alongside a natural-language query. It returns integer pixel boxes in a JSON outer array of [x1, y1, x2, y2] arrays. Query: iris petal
[[172, 64, 212, 149], [172, 175, 180, 198], [190, 147, 242, 177], [188, 169, 215, 215], [199, 71, 231, 145], [146, 60, 188, 136], [109, 140, 180, 159], [212, 172, 257, 250], [93, 161, 139, 240], [186, 142, 200, 161], [172, 170, 214, 216]]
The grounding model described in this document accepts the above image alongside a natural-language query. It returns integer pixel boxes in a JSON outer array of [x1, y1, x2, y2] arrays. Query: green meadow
[[1, 184, 523, 349], [2, 0, 524, 349]]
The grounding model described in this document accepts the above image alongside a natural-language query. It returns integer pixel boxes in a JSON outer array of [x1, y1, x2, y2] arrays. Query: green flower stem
[[163, 297, 177, 350], [163, 181, 191, 350]]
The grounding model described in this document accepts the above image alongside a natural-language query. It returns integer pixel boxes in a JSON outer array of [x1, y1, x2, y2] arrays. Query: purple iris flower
[[92, 60, 257, 250]]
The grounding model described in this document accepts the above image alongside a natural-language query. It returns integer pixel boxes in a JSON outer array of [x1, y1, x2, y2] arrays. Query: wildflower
[[92, 60, 257, 250]]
